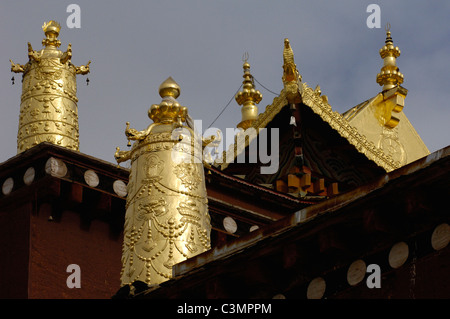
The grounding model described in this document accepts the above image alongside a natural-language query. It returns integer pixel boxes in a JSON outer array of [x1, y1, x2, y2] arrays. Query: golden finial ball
[[158, 77, 181, 99]]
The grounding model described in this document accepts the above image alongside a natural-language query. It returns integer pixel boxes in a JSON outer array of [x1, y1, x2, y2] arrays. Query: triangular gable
[[216, 38, 403, 173], [300, 82, 401, 172], [342, 88, 430, 166], [216, 82, 401, 173]]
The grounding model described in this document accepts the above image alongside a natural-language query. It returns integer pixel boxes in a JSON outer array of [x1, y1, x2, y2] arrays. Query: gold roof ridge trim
[[301, 83, 401, 172]]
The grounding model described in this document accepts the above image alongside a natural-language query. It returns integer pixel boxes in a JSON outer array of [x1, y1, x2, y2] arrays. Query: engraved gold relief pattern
[[120, 140, 211, 286], [174, 163, 202, 191], [17, 61, 80, 152], [377, 127, 406, 165]]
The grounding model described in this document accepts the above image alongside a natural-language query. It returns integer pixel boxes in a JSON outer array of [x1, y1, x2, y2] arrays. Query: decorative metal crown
[[149, 77, 187, 124], [42, 20, 61, 35], [42, 20, 62, 47]]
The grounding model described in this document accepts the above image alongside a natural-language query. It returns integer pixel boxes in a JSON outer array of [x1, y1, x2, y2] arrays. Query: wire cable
[[253, 76, 279, 96], [207, 83, 243, 129], [206, 76, 278, 129]]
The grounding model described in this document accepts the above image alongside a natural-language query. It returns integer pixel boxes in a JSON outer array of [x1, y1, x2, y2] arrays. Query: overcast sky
[[1, 1, 449, 166]]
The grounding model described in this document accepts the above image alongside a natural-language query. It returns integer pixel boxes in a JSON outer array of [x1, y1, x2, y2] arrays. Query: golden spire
[[235, 54, 262, 130], [10, 20, 90, 153], [376, 24, 404, 91], [115, 78, 212, 287]]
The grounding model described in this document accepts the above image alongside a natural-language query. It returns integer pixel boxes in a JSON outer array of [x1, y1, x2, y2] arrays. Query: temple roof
[[217, 30, 429, 177]]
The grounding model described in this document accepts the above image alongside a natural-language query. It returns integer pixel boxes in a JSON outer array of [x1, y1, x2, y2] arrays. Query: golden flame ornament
[[115, 77, 212, 287], [10, 20, 90, 153]]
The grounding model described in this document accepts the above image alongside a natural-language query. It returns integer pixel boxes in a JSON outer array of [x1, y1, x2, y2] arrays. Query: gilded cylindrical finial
[[10, 21, 90, 153], [115, 78, 211, 287], [235, 55, 262, 129], [376, 25, 404, 91]]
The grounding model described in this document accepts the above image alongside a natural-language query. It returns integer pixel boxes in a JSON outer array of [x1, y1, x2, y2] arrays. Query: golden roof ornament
[[235, 54, 262, 130], [10, 20, 91, 153], [376, 24, 404, 91], [148, 77, 187, 126], [282, 38, 302, 104], [42, 20, 61, 47], [115, 78, 212, 287]]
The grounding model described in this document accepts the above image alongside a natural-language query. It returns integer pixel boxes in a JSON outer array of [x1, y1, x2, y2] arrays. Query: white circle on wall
[[431, 223, 450, 251], [388, 241, 409, 269], [113, 180, 127, 197], [347, 259, 366, 286], [84, 170, 99, 187], [223, 216, 237, 234], [45, 157, 67, 178], [306, 277, 326, 299], [2, 177, 14, 195], [23, 167, 35, 186]]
